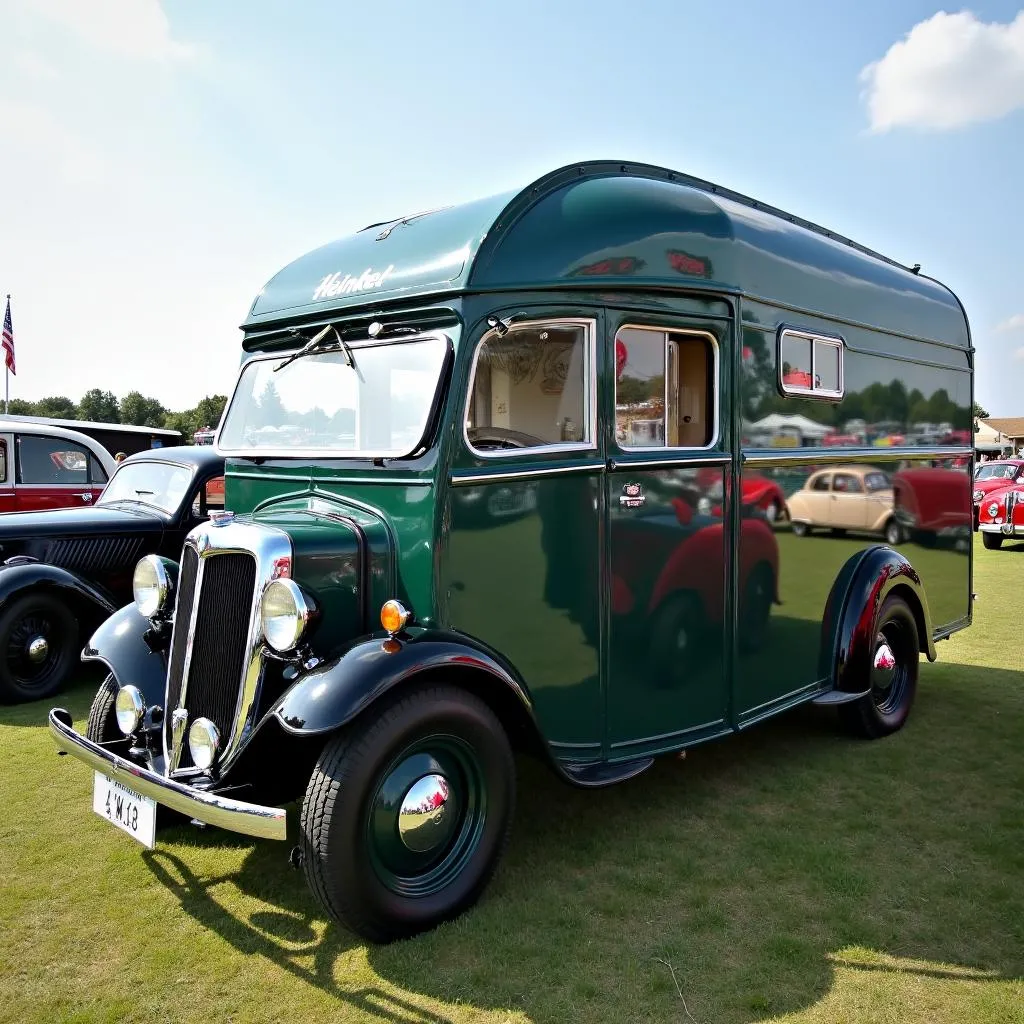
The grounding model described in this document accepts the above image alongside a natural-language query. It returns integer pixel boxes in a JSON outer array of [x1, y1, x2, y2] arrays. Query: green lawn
[[2, 537, 1022, 1024]]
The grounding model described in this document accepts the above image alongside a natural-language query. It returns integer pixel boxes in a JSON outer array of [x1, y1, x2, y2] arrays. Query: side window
[[833, 473, 862, 493], [779, 328, 844, 399], [615, 326, 716, 449], [16, 435, 90, 485], [465, 319, 593, 454], [811, 474, 831, 492], [89, 454, 109, 485], [0, 440, 6, 484]]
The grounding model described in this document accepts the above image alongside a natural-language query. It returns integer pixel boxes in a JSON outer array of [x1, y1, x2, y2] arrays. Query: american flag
[[2, 296, 14, 375]]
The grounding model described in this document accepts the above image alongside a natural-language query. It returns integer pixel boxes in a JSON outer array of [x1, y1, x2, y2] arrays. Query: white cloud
[[28, 0, 193, 61], [860, 10, 1024, 132], [996, 313, 1024, 333], [0, 98, 104, 184]]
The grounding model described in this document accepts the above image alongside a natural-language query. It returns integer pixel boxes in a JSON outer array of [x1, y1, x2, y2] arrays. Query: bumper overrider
[[49, 708, 288, 840]]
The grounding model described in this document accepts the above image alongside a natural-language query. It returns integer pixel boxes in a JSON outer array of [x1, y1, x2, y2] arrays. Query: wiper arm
[[274, 324, 337, 373], [133, 489, 155, 496]]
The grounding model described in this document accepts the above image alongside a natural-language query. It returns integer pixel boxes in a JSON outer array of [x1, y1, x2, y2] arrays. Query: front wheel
[[982, 532, 1004, 550], [884, 518, 904, 546], [838, 595, 919, 739], [300, 685, 515, 943], [791, 521, 810, 537], [0, 593, 78, 703]]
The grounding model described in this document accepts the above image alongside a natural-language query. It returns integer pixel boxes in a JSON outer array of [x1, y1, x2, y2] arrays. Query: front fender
[[0, 562, 116, 620], [819, 545, 936, 695], [273, 629, 535, 737], [81, 604, 170, 707]]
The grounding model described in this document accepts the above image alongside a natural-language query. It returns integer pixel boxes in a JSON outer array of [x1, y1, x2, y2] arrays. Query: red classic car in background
[[972, 460, 1024, 529], [977, 482, 1024, 550], [694, 468, 788, 522], [892, 465, 972, 551]]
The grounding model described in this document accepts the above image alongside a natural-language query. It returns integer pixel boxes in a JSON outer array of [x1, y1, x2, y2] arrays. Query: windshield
[[976, 463, 1018, 481], [98, 461, 193, 514], [217, 335, 449, 458]]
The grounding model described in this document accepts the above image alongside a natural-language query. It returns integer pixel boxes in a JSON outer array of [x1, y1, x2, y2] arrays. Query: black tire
[[791, 521, 810, 537], [0, 593, 78, 703], [739, 563, 774, 653], [884, 519, 903, 546], [300, 685, 515, 943], [838, 595, 919, 739], [982, 532, 1003, 550], [648, 592, 702, 687], [86, 673, 120, 743]]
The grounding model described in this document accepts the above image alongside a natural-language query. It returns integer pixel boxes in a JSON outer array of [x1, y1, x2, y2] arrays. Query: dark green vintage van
[[50, 160, 974, 942]]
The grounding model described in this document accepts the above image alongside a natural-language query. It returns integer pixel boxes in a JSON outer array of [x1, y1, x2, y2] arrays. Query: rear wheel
[[982, 532, 1004, 550], [838, 595, 919, 739], [884, 518, 904, 546], [764, 499, 782, 523], [0, 593, 78, 703], [300, 685, 515, 943], [649, 593, 702, 687]]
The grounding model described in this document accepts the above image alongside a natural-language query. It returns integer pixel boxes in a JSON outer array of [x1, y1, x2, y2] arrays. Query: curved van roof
[[244, 160, 970, 348]]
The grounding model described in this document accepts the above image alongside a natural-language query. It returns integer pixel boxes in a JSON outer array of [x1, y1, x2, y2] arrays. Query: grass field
[[2, 536, 1022, 1024]]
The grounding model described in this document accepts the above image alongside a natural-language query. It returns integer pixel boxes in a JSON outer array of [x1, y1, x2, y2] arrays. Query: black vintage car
[[0, 445, 224, 703]]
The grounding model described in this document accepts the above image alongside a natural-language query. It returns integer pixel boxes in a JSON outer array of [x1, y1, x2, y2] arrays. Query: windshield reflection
[[99, 462, 194, 514]]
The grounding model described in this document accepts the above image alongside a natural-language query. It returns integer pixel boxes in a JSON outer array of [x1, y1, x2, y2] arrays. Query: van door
[[445, 313, 605, 760], [604, 320, 732, 758], [0, 433, 14, 515]]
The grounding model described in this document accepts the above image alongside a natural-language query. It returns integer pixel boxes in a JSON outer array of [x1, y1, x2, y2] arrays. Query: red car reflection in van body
[[893, 466, 972, 550], [977, 481, 1024, 549], [694, 467, 788, 522]]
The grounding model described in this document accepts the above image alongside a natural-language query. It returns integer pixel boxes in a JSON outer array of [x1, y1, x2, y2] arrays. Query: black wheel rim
[[365, 735, 487, 898], [5, 610, 65, 692], [870, 622, 910, 715]]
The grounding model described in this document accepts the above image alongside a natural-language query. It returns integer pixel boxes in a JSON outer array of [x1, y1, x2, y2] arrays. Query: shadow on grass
[[0, 665, 104, 728], [138, 665, 1024, 1023]]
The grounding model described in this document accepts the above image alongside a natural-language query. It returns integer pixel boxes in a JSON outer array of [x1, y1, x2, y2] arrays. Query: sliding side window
[[779, 328, 844, 399], [615, 327, 717, 449]]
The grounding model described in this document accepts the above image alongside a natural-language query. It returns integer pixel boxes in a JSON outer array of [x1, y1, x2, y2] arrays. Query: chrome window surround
[[214, 331, 454, 461], [164, 518, 292, 779], [613, 325, 721, 453], [778, 327, 845, 400], [463, 317, 598, 459]]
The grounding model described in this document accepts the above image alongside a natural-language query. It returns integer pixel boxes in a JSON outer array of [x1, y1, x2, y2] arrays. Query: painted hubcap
[[27, 636, 49, 664], [398, 773, 453, 853], [870, 633, 906, 714]]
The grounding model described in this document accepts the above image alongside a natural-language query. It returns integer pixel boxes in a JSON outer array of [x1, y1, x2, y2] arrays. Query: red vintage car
[[892, 465, 972, 551], [694, 467, 788, 522], [972, 460, 1024, 529], [977, 482, 1024, 549]]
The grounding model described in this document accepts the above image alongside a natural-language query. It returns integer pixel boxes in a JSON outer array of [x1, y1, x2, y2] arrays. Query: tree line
[[6, 390, 228, 440]]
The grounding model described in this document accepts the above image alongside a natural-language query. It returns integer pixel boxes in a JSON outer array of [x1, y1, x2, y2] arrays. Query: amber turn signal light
[[380, 599, 410, 635]]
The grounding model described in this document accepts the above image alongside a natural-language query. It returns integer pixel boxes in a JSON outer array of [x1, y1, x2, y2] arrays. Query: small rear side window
[[779, 328, 844, 399]]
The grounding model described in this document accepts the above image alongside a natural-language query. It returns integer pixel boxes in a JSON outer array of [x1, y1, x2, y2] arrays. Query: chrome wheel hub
[[27, 636, 49, 664], [398, 773, 452, 853], [872, 641, 896, 689]]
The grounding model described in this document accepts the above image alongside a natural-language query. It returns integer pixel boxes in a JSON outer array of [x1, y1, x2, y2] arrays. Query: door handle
[[78, 492, 93, 503]]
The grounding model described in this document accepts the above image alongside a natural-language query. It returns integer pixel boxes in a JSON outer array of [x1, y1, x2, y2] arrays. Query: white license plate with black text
[[92, 772, 157, 849]]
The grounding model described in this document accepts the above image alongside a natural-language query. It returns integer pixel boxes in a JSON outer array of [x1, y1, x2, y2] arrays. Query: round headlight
[[988, 502, 999, 516], [114, 684, 145, 736], [972, 489, 983, 502], [188, 717, 220, 770], [133, 555, 172, 618], [260, 578, 315, 652]]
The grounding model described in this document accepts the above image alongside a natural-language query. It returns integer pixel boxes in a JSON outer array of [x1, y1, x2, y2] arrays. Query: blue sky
[[1, 0, 1022, 413]]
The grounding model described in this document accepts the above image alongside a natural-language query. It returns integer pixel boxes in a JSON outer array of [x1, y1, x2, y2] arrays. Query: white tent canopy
[[745, 413, 832, 438]]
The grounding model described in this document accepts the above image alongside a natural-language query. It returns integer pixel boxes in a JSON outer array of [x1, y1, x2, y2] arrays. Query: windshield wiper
[[275, 324, 339, 373], [134, 489, 155, 496]]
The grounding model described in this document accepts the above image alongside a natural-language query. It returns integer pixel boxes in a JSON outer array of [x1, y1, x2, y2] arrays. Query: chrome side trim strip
[[608, 454, 732, 471], [451, 462, 600, 486], [48, 709, 287, 841], [742, 446, 973, 466]]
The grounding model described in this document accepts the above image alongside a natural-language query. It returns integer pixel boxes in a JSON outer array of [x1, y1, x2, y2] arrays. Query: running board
[[811, 688, 870, 706], [560, 757, 655, 788]]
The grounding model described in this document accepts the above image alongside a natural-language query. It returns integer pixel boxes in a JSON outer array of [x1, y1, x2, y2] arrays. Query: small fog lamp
[[188, 717, 220, 771], [260, 578, 315, 652], [380, 599, 410, 635], [114, 685, 146, 736], [988, 502, 999, 517], [133, 555, 174, 618]]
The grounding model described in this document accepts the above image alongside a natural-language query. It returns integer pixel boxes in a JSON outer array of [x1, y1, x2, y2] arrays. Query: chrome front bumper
[[978, 523, 1024, 536], [49, 709, 288, 841]]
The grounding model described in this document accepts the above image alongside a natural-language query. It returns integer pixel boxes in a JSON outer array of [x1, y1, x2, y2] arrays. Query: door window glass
[[466, 320, 592, 454], [0, 441, 6, 484], [833, 473, 863, 493], [811, 474, 831, 491], [615, 327, 716, 448], [17, 436, 91, 485]]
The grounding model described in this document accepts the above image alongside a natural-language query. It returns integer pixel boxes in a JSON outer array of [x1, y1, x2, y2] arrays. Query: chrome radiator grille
[[163, 519, 292, 776]]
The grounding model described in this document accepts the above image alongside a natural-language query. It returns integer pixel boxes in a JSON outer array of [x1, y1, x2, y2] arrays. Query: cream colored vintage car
[[787, 466, 903, 544]]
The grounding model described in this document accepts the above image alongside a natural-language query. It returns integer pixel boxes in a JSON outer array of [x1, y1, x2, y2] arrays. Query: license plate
[[92, 771, 157, 849]]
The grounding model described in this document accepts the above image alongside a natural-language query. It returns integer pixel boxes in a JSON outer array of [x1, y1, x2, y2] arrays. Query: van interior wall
[[488, 346, 586, 444]]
